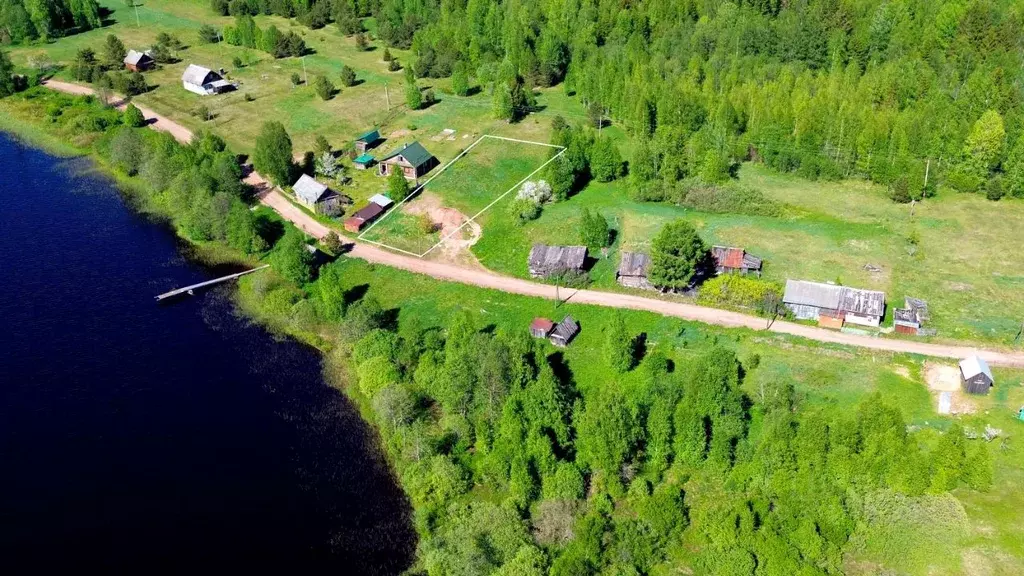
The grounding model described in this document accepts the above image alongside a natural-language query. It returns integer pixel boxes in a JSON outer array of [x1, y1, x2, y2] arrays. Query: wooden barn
[[711, 246, 762, 276], [783, 279, 885, 328], [379, 141, 437, 180], [528, 244, 587, 278], [293, 174, 344, 217], [617, 252, 653, 289], [344, 203, 385, 233], [959, 356, 994, 395], [123, 50, 154, 72], [529, 318, 555, 339], [549, 316, 580, 348], [893, 308, 920, 334]]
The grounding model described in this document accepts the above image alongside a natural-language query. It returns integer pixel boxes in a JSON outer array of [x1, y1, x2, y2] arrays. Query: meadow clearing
[[10, 0, 1024, 348]]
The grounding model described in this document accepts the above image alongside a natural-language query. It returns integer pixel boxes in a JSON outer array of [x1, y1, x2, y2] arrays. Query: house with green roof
[[379, 141, 438, 180], [354, 128, 380, 153]]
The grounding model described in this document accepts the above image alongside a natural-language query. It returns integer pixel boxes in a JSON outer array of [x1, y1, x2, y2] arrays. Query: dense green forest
[[198, 0, 1024, 200], [0, 0, 104, 42]]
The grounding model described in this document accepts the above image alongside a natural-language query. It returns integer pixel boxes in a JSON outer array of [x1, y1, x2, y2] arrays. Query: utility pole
[[133, 0, 141, 27], [923, 158, 931, 190], [301, 56, 307, 85], [384, 83, 390, 110]]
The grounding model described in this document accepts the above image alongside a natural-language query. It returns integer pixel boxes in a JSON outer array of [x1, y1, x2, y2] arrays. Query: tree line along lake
[[0, 133, 413, 573]]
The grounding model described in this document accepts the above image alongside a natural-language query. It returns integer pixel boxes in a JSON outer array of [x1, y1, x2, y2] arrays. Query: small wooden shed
[[711, 245, 763, 276], [344, 203, 385, 232], [549, 316, 580, 348], [354, 128, 380, 153], [353, 153, 375, 170], [530, 318, 555, 339], [959, 355, 994, 395], [617, 252, 652, 289]]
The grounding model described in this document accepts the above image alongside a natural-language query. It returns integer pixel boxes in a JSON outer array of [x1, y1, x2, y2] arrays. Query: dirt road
[[43, 80, 194, 144], [39, 80, 1024, 367]]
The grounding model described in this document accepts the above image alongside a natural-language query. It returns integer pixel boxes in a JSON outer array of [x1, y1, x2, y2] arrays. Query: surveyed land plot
[[359, 136, 565, 257]]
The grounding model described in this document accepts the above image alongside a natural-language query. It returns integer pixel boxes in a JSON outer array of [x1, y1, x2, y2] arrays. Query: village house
[[549, 316, 580, 348], [959, 355, 994, 395], [617, 252, 653, 289], [782, 279, 885, 328], [528, 244, 587, 279], [379, 141, 438, 180], [181, 64, 232, 96], [292, 174, 344, 217], [123, 50, 154, 72], [711, 246, 762, 276], [354, 128, 380, 153], [529, 318, 555, 339]]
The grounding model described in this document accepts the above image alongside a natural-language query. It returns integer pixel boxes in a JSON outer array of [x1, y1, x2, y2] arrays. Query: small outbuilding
[[353, 153, 375, 170], [124, 50, 154, 72], [528, 244, 587, 279], [617, 252, 653, 289], [711, 246, 763, 277], [354, 128, 380, 153], [293, 174, 343, 216], [530, 318, 555, 339], [782, 279, 885, 328], [549, 316, 580, 348], [379, 141, 438, 180], [344, 203, 385, 233], [959, 355, 994, 395], [181, 64, 232, 96], [893, 308, 920, 335]]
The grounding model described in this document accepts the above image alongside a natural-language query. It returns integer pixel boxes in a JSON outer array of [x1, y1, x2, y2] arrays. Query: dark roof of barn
[[528, 244, 587, 272], [381, 141, 433, 168], [618, 252, 650, 277], [351, 202, 384, 221], [551, 316, 579, 341]]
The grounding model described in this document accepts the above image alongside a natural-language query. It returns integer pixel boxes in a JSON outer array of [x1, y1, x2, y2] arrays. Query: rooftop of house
[[960, 355, 993, 382], [550, 315, 580, 341], [783, 279, 885, 317], [181, 64, 215, 85], [350, 202, 384, 221], [354, 153, 375, 164], [124, 50, 152, 66], [356, 128, 380, 143], [380, 141, 434, 168], [712, 245, 762, 269], [618, 251, 650, 277], [893, 308, 919, 323], [293, 174, 332, 204], [530, 318, 555, 333]]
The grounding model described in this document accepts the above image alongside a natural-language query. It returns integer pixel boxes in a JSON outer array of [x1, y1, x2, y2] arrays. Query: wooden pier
[[155, 265, 270, 301]]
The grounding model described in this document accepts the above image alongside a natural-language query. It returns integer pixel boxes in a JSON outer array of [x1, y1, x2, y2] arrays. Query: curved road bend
[[42, 80, 1024, 368]]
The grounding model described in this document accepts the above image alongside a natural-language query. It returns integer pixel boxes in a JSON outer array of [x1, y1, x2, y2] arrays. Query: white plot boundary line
[[358, 134, 566, 258]]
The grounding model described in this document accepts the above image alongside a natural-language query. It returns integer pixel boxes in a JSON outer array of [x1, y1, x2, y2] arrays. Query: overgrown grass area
[[360, 136, 556, 254]]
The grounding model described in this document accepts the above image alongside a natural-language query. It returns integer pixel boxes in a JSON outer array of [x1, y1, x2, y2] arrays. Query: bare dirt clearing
[[924, 362, 976, 414], [403, 192, 482, 267]]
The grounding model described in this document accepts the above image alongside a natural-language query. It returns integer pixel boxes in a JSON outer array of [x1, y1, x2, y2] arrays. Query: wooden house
[[123, 50, 154, 72], [379, 141, 437, 180], [344, 203, 385, 233], [617, 252, 653, 289], [711, 246, 762, 276], [782, 279, 885, 328], [549, 316, 580, 348], [528, 244, 587, 278], [354, 129, 380, 153], [181, 64, 232, 96], [893, 308, 920, 335], [959, 356, 994, 395], [530, 318, 555, 339], [293, 174, 343, 217]]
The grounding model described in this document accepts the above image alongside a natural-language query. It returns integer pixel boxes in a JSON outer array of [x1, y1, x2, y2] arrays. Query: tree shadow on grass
[[343, 284, 370, 307], [255, 214, 285, 246]]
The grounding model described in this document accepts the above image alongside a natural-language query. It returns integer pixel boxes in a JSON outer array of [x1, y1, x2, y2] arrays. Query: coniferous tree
[[253, 121, 294, 185], [648, 219, 708, 290]]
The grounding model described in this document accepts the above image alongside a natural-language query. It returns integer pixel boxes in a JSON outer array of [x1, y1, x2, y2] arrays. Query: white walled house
[[181, 64, 232, 96]]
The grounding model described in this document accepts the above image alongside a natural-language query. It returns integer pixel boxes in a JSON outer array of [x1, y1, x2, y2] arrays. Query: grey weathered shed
[[528, 244, 587, 278], [711, 246, 763, 276], [783, 279, 885, 327], [959, 355, 994, 395], [549, 316, 579, 347], [617, 252, 652, 289]]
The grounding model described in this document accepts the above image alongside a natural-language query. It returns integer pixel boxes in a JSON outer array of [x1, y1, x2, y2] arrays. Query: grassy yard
[[360, 136, 558, 254]]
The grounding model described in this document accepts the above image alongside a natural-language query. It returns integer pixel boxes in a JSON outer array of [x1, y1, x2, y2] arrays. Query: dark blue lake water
[[0, 134, 413, 573]]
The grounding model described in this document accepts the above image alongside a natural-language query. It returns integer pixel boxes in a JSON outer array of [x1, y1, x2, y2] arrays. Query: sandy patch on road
[[402, 192, 482, 267], [924, 362, 976, 414]]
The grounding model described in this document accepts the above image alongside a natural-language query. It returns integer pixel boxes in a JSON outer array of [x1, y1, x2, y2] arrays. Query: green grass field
[[360, 136, 558, 255]]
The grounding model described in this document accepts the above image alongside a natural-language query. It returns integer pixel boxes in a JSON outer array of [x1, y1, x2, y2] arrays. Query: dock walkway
[[156, 265, 269, 301]]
